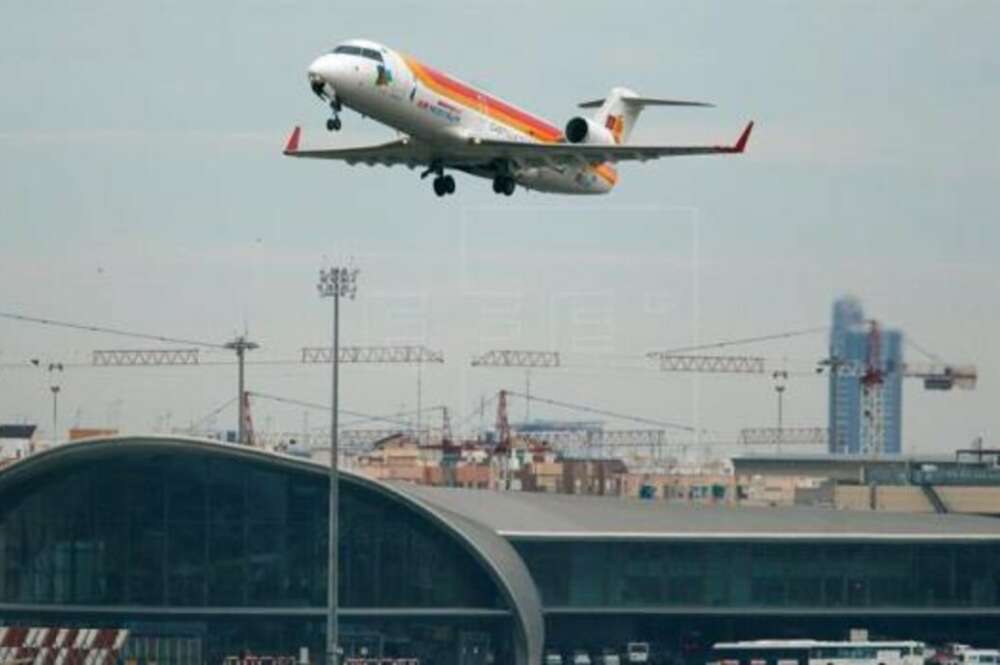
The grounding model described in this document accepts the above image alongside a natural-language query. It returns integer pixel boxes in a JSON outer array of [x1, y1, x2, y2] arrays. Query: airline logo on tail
[[604, 114, 625, 143]]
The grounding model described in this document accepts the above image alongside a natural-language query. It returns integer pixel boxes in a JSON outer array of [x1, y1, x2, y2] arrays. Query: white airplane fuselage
[[306, 39, 617, 194]]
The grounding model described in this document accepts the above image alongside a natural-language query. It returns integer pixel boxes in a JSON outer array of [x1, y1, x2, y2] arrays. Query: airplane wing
[[282, 126, 434, 168], [473, 121, 753, 167], [282, 121, 752, 169]]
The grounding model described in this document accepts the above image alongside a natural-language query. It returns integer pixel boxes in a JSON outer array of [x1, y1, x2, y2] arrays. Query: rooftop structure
[[2, 436, 999, 664]]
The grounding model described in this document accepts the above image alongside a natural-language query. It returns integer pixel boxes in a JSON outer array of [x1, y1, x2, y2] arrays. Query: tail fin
[[579, 87, 714, 144]]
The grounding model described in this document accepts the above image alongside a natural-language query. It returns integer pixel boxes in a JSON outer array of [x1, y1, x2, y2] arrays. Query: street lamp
[[772, 370, 788, 451], [317, 264, 359, 665], [223, 336, 259, 445], [34, 361, 64, 443]]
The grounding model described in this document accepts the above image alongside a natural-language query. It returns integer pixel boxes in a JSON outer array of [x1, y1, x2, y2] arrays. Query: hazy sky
[[1, 1, 997, 456]]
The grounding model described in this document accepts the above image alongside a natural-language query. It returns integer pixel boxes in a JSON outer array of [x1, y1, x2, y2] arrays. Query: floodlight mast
[[223, 337, 259, 444], [317, 264, 358, 665]]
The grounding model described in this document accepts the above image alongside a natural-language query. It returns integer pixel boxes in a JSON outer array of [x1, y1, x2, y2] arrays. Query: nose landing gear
[[325, 97, 343, 132]]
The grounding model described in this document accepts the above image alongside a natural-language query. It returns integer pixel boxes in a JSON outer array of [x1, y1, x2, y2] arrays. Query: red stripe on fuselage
[[404, 56, 563, 142], [403, 54, 617, 189]]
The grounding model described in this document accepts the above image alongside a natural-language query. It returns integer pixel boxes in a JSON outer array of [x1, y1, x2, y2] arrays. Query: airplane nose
[[307, 55, 340, 99]]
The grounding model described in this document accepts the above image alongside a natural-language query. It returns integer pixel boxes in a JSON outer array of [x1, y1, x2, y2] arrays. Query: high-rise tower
[[827, 296, 903, 455]]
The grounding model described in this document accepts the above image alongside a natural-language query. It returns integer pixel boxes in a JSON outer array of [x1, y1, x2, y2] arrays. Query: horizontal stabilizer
[[578, 96, 714, 109]]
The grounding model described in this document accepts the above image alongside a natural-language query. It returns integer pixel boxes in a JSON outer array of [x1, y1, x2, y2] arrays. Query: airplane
[[283, 38, 753, 197]]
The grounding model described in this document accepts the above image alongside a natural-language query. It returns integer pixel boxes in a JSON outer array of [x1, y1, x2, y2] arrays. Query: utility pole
[[317, 263, 359, 665], [224, 337, 258, 445]]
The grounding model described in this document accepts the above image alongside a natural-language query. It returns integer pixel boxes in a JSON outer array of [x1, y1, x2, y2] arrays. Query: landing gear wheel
[[493, 176, 515, 196], [433, 177, 447, 197], [432, 175, 455, 197], [326, 117, 341, 131]]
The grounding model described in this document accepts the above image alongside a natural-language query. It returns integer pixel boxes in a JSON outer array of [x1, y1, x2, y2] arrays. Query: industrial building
[[2, 436, 1000, 665]]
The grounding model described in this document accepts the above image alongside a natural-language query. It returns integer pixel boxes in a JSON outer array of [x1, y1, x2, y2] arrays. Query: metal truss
[[739, 426, 829, 446], [301, 345, 444, 364], [518, 428, 668, 447], [471, 350, 561, 368], [646, 353, 766, 374], [820, 359, 977, 390], [92, 349, 200, 366]]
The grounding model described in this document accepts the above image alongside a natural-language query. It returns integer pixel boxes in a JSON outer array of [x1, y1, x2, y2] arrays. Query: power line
[[188, 396, 240, 431], [0, 311, 225, 349], [456, 392, 500, 433], [651, 326, 827, 355], [248, 391, 417, 429], [503, 389, 697, 433], [904, 335, 944, 363]]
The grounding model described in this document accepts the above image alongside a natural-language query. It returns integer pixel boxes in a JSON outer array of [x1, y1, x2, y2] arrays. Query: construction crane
[[739, 427, 828, 446], [301, 345, 444, 364], [487, 389, 700, 464], [471, 349, 560, 422], [816, 319, 976, 455], [645, 353, 766, 374], [93, 349, 200, 366], [302, 344, 444, 442]]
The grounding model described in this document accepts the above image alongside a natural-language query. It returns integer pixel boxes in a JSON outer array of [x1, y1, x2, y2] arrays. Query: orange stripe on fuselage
[[403, 55, 617, 188], [404, 55, 562, 141]]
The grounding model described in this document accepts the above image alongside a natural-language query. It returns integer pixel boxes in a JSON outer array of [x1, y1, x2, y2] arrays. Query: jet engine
[[564, 117, 616, 145]]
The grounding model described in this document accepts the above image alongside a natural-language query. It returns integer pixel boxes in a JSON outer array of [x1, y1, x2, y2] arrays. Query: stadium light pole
[[37, 361, 64, 442], [772, 370, 788, 452], [317, 264, 358, 665], [224, 336, 259, 445]]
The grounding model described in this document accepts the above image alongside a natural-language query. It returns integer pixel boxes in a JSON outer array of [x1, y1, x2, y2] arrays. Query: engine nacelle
[[564, 116, 616, 145]]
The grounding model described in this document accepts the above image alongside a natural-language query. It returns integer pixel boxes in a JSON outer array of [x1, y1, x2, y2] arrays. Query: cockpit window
[[332, 45, 384, 63]]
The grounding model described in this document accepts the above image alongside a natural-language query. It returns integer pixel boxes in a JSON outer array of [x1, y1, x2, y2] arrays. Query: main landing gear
[[432, 175, 456, 197], [492, 176, 516, 196], [421, 162, 456, 197]]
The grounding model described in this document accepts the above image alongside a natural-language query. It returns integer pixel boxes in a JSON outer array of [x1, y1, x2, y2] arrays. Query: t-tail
[[578, 87, 715, 144]]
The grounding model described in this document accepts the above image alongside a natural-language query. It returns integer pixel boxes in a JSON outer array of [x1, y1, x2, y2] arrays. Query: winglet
[[732, 121, 754, 153], [283, 126, 301, 155]]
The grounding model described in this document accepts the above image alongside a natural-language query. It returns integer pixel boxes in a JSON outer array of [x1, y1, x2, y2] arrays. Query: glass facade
[[514, 540, 1000, 609], [828, 296, 904, 455], [0, 449, 512, 665], [4, 444, 1000, 664]]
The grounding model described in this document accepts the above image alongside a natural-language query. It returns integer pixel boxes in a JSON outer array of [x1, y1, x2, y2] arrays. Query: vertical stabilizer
[[578, 89, 714, 144], [591, 87, 642, 144]]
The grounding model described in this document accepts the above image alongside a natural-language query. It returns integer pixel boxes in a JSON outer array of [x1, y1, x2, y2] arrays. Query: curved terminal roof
[[0, 436, 543, 665], [398, 483, 1000, 541], [5, 435, 1000, 664]]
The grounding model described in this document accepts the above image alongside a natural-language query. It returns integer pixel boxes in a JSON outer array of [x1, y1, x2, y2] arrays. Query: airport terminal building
[[1, 437, 1000, 665]]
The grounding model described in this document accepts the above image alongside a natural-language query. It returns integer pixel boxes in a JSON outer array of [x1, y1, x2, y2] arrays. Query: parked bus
[[707, 639, 927, 665]]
